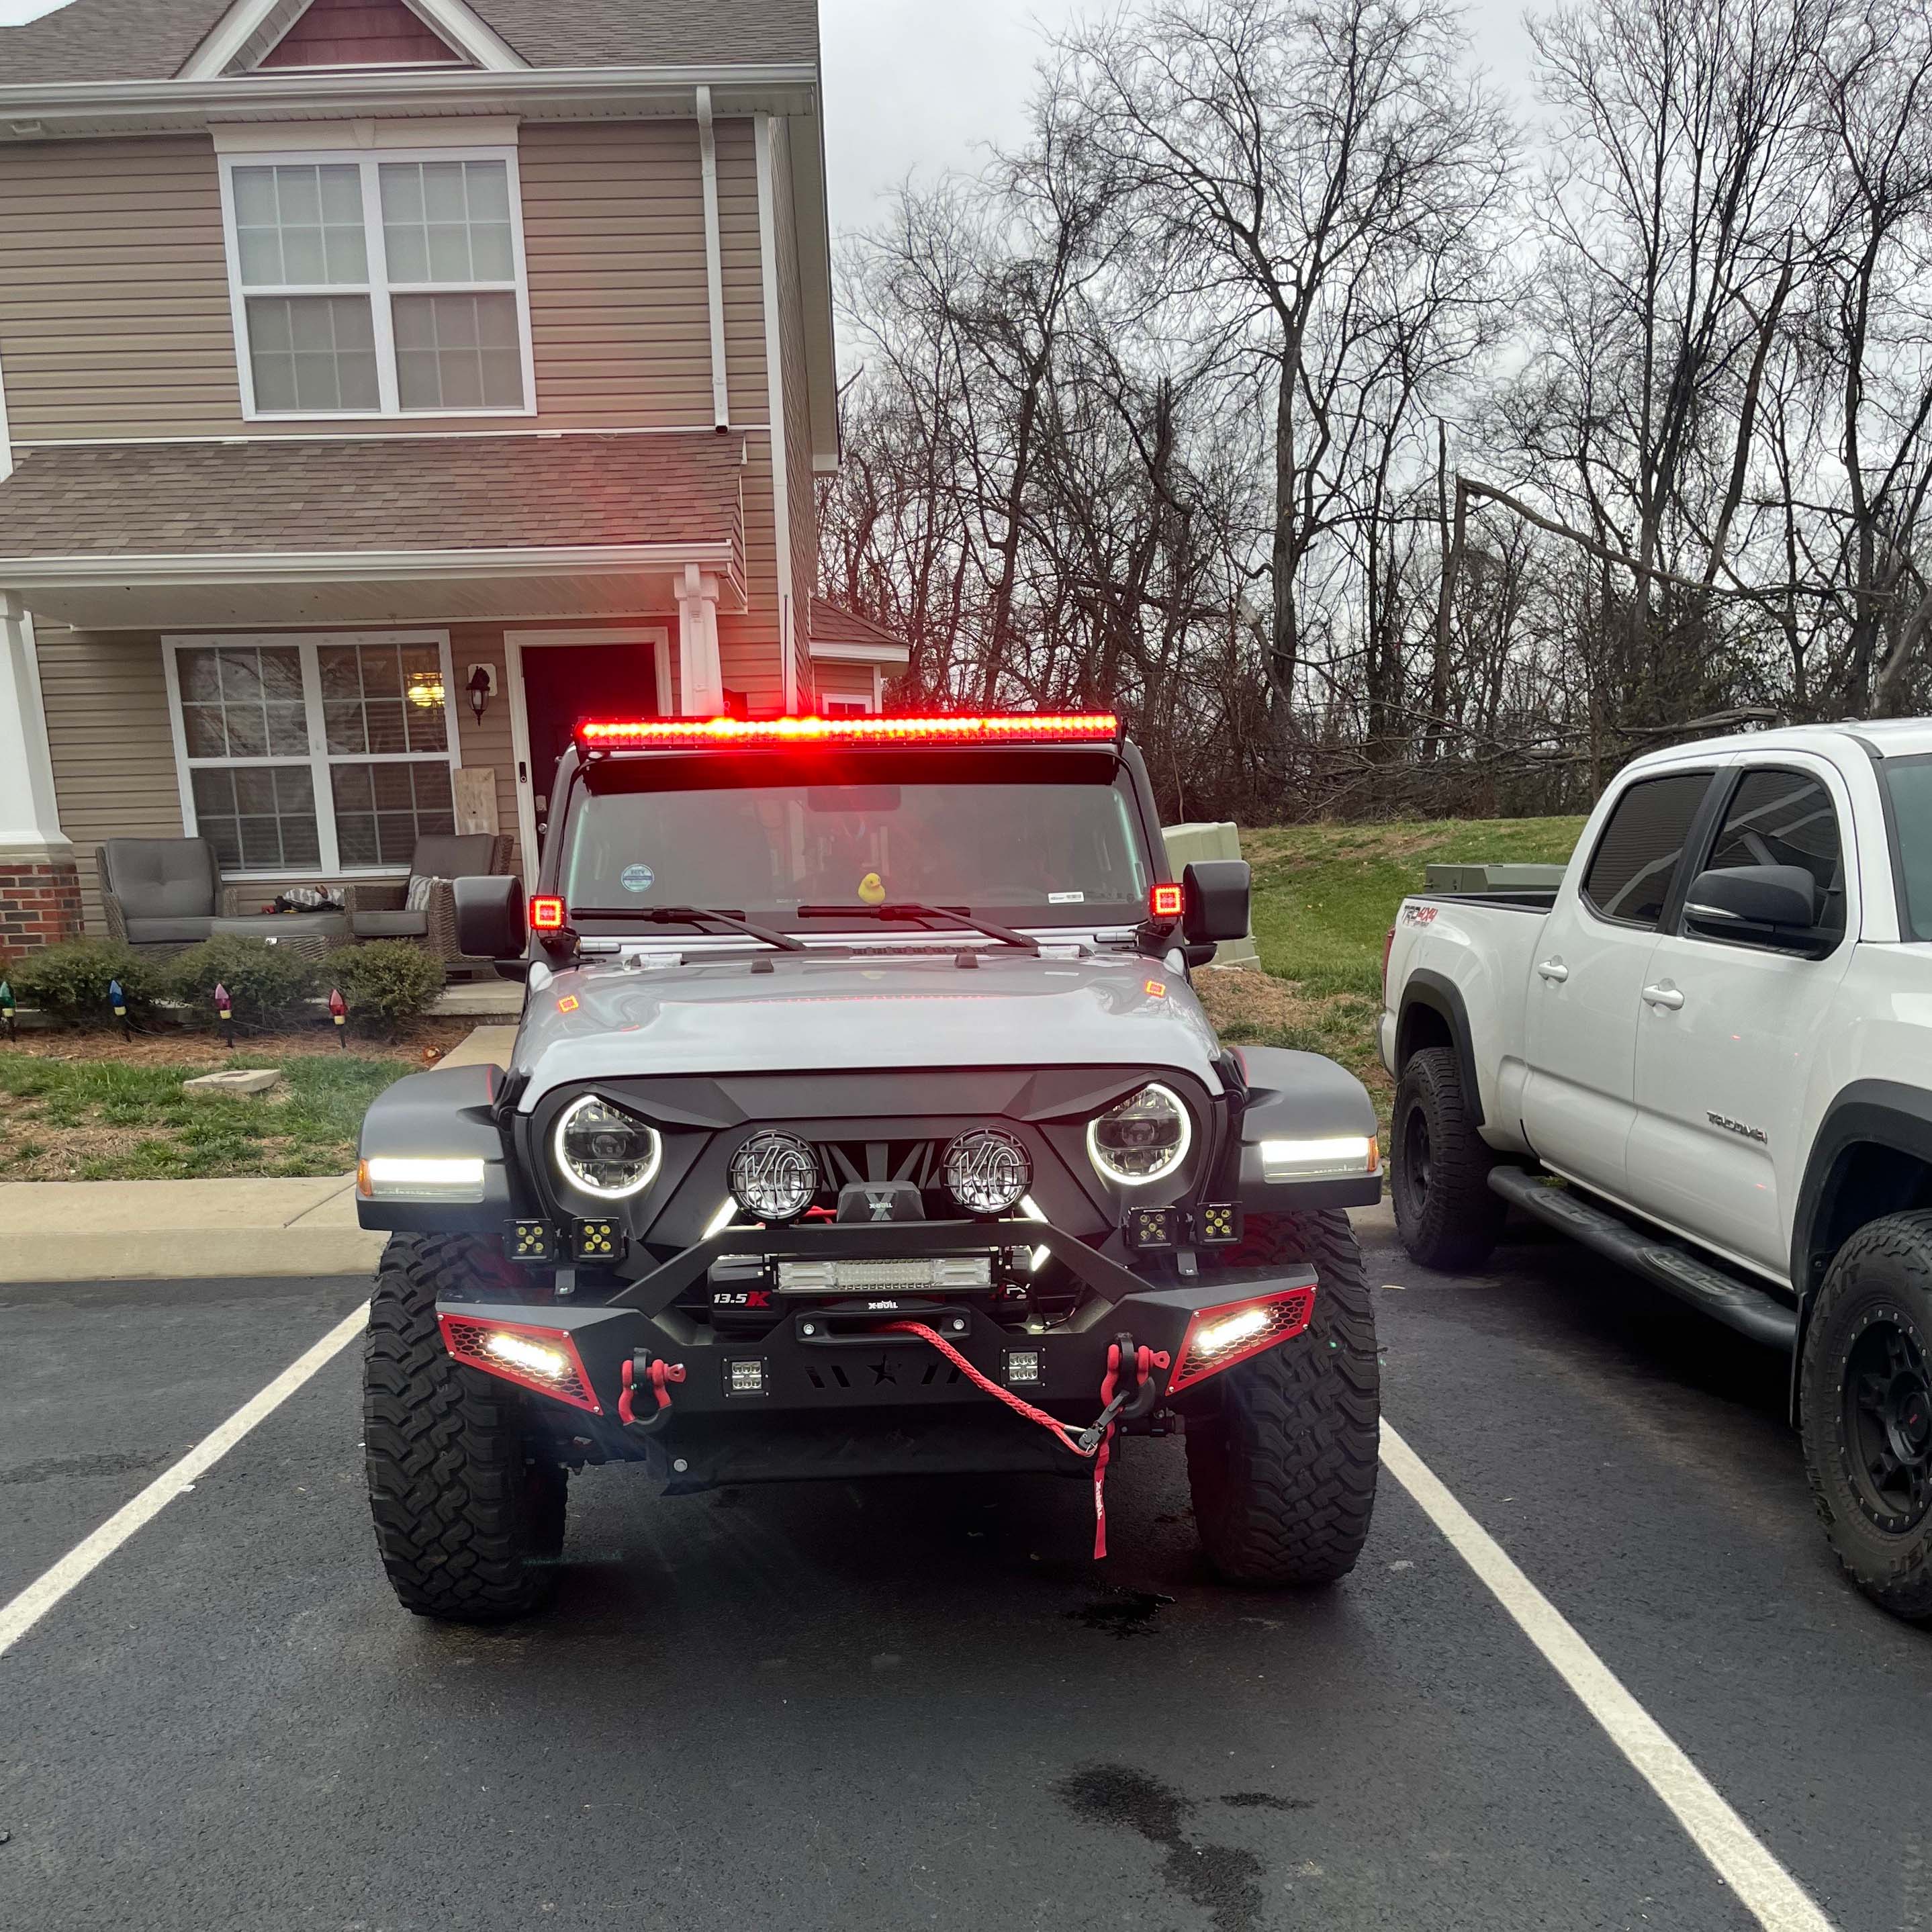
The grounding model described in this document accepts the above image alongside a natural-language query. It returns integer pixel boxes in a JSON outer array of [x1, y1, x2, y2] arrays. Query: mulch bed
[[0, 1015, 480, 1067]]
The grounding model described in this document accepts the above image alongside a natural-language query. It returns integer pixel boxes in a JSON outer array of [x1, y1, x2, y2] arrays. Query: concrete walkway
[[0, 1023, 521, 1284]]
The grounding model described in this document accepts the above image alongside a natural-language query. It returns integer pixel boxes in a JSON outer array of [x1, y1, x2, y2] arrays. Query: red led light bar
[[576, 712, 1119, 751], [1168, 1285, 1317, 1395], [440, 1314, 602, 1415], [529, 894, 566, 931], [1149, 882, 1185, 919]]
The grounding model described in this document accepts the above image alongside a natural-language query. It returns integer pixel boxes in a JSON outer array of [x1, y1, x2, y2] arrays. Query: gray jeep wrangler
[[355, 712, 1383, 1620]]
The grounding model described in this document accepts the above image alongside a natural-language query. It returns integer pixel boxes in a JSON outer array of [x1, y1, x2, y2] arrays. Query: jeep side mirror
[[1183, 860, 1251, 946], [454, 874, 527, 963], [1683, 864, 1819, 939]]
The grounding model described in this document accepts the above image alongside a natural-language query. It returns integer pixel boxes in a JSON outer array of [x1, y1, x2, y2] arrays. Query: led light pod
[[944, 1128, 1031, 1216], [439, 1314, 602, 1414], [730, 1131, 819, 1222], [1168, 1286, 1317, 1394]]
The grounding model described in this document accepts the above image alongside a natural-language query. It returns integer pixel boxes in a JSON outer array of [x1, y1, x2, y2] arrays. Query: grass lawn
[[1193, 815, 1587, 1133], [0, 1021, 475, 1181]]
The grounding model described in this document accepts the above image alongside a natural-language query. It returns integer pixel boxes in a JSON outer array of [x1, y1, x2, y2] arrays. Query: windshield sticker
[[1048, 890, 1086, 904], [620, 863, 656, 894], [858, 871, 887, 905]]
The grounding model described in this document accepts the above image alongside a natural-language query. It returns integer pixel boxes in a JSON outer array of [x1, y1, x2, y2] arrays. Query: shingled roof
[[810, 596, 909, 657], [0, 432, 745, 577], [0, 0, 820, 85]]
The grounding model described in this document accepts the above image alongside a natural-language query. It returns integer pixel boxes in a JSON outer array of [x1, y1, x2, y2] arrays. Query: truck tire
[[1799, 1212, 1932, 1622], [1392, 1045, 1506, 1271], [363, 1233, 568, 1623], [1185, 1209, 1379, 1585]]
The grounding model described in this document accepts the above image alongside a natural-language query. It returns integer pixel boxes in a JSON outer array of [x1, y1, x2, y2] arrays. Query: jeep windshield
[[557, 749, 1152, 931]]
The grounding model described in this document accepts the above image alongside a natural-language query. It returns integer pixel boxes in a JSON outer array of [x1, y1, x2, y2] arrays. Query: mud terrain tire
[[364, 1233, 567, 1622], [1185, 1209, 1379, 1585]]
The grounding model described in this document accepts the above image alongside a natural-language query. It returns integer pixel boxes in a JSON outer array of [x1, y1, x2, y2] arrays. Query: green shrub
[[318, 941, 445, 1033], [168, 935, 318, 1029], [11, 937, 165, 1027]]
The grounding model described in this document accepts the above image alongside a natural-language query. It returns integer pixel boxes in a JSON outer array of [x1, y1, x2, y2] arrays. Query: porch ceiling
[[0, 431, 747, 631]]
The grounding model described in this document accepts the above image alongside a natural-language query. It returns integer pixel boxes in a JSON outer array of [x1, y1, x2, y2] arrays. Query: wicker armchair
[[349, 833, 515, 964], [97, 839, 223, 956]]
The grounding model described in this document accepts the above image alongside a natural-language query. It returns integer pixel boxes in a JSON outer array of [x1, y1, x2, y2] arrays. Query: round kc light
[[1087, 1082, 1192, 1185], [553, 1095, 662, 1199], [730, 1130, 819, 1222], [943, 1128, 1031, 1216]]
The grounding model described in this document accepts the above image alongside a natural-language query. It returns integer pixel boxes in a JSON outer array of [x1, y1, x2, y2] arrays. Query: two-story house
[[0, 0, 902, 950]]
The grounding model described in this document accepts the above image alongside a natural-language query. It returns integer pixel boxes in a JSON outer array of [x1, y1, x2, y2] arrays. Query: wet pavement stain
[[1053, 1763, 1267, 1932], [1065, 1588, 1176, 1637], [1221, 1792, 1315, 1812]]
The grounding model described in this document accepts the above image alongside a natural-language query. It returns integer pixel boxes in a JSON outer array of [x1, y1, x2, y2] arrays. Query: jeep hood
[[510, 951, 1225, 1107]]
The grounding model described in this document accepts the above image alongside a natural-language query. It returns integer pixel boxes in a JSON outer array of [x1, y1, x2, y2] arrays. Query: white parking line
[[1381, 1420, 1835, 1932], [0, 1301, 368, 1661]]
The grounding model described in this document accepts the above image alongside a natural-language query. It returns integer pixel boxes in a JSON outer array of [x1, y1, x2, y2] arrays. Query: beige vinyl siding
[[769, 116, 819, 706], [34, 624, 188, 929], [447, 622, 522, 872], [0, 138, 241, 439], [0, 120, 772, 442], [813, 659, 876, 704]]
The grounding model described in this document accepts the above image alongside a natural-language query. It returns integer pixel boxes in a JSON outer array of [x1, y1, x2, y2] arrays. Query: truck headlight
[[1087, 1083, 1191, 1185], [553, 1095, 662, 1199]]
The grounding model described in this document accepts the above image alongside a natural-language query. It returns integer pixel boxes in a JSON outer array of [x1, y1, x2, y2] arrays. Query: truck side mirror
[[1183, 860, 1251, 946], [1683, 864, 1819, 939], [454, 874, 527, 962]]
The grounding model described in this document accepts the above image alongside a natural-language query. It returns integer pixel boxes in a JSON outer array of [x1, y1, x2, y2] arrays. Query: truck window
[[1879, 754, 1932, 941], [1702, 769, 1845, 939], [1580, 771, 1713, 928]]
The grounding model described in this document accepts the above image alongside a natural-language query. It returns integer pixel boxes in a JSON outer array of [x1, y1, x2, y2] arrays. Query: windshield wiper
[[796, 902, 1041, 954], [578, 904, 809, 952]]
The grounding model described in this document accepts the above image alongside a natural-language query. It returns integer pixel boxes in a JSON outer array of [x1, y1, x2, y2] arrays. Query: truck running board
[[1485, 1166, 1798, 1351]]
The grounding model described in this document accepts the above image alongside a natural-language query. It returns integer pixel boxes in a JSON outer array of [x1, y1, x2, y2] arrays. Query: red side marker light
[[1144, 978, 1167, 998], [439, 1313, 602, 1415], [557, 994, 580, 1013], [576, 712, 1119, 751], [530, 895, 566, 931], [1168, 1286, 1316, 1394], [1150, 882, 1185, 919]]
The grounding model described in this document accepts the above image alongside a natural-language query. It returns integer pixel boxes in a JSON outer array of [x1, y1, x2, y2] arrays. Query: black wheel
[[1800, 1212, 1932, 1622], [1185, 1209, 1379, 1585], [1391, 1045, 1505, 1271], [363, 1233, 568, 1623]]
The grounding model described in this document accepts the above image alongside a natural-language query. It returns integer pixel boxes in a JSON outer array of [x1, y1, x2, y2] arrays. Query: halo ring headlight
[[553, 1095, 662, 1199], [730, 1130, 819, 1222], [1087, 1082, 1192, 1187]]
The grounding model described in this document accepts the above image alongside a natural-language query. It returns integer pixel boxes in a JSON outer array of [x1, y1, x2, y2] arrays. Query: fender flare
[[1394, 969, 1484, 1128], [1786, 1080, 1932, 1417]]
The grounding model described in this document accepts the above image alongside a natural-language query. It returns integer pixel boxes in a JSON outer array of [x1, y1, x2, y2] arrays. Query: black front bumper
[[438, 1224, 1317, 1488]]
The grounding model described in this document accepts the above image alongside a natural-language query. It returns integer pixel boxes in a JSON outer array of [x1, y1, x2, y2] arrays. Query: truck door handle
[[1536, 959, 1569, 982], [1642, 983, 1684, 1010]]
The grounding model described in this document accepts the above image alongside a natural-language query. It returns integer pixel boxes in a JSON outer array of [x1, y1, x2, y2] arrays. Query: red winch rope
[[882, 1322, 1167, 1559]]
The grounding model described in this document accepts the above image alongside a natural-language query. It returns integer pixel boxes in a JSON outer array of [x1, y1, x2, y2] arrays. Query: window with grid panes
[[224, 150, 530, 418], [170, 638, 458, 874]]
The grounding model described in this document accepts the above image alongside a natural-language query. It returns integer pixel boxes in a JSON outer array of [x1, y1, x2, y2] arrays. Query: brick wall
[[0, 857, 85, 954]]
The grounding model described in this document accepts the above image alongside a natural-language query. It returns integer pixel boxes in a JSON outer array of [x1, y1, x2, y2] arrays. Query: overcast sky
[[0, 0, 1538, 234]]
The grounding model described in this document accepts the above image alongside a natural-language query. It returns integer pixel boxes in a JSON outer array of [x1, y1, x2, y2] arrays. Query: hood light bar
[[576, 713, 1119, 751]]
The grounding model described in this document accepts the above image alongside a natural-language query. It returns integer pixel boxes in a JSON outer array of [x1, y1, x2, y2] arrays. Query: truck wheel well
[[1395, 1001, 1453, 1070], [1808, 1143, 1932, 1291]]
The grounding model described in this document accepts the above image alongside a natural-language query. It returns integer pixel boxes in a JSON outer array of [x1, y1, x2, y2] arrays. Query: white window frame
[[163, 630, 464, 879], [217, 143, 538, 422]]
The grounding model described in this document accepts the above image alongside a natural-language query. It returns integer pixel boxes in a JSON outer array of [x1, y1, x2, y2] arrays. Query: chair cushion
[[124, 915, 218, 945], [352, 909, 430, 938], [101, 838, 219, 919], [410, 833, 498, 880], [404, 873, 444, 912]]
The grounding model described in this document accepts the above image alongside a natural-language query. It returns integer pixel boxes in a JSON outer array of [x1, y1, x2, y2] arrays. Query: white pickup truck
[[1379, 721, 1932, 1620]]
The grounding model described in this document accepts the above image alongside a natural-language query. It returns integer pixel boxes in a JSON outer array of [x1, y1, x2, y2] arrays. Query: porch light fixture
[[466, 665, 494, 723]]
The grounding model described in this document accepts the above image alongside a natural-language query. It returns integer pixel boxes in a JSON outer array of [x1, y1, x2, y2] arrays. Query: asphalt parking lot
[[3, 1208, 1929, 1932]]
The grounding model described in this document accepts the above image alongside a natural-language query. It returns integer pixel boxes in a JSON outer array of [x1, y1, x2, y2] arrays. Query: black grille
[[813, 1138, 948, 1193]]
